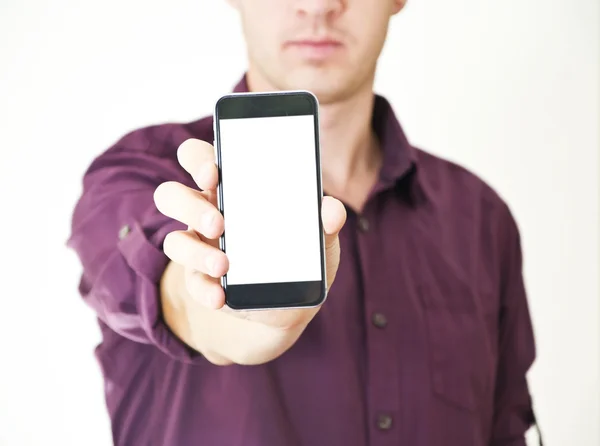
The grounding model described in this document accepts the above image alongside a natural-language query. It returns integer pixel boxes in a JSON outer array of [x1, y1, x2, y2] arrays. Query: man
[[68, 0, 539, 445]]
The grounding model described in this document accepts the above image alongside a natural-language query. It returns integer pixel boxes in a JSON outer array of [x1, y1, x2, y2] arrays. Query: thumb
[[322, 195, 346, 242], [321, 196, 347, 288]]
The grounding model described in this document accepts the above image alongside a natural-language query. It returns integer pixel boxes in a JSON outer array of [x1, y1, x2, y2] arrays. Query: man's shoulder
[[414, 147, 524, 272], [414, 147, 513, 222], [107, 115, 214, 158]]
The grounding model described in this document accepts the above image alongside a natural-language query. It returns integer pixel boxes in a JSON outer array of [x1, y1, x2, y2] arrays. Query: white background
[[0, 1, 598, 445], [220, 116, 322, 285]]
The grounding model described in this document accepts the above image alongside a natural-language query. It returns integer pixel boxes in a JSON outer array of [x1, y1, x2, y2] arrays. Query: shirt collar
[[232, 75, 429, 206]]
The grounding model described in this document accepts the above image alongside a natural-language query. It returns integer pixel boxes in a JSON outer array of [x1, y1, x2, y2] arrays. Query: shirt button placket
[[355, 209, 400, 445]]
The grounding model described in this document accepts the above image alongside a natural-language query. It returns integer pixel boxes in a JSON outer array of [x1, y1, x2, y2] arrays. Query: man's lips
[[284, 39, 344, 60], [287, 39, 343, 47]]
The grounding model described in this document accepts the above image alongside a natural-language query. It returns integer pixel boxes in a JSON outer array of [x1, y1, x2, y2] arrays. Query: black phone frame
[[214, 91, 326, 310]]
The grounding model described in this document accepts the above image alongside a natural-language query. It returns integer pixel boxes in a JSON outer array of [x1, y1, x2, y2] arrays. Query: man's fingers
[[154, 181, 224, 239], [177, 138, 218, 191], [185, 268, 226, 310], [164, 230, 229, 278]]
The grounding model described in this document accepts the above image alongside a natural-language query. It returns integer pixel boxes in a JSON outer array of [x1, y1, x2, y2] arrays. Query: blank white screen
[[219, 115, 322, 286]]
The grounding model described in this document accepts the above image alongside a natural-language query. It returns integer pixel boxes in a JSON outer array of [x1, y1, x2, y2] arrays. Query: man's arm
[[490, 204, 538, 446], [67, 128, 204, 363], [69, 133, 346, 366]]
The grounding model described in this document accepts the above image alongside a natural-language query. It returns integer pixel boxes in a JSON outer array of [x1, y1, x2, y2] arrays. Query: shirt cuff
[[117, 218, 205, 364]]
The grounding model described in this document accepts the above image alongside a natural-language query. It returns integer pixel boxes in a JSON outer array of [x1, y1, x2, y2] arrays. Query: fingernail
[[203, 212, 216, 233], [210, 292, 221, 309], [201, 288, 219, 309], [205, 255, 216, 275], [198, 163, 213, 185]]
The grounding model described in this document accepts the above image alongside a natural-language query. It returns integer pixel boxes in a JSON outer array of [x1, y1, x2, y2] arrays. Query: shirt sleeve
[[490, 204, 538, 446], [67, 127, 204, 363]]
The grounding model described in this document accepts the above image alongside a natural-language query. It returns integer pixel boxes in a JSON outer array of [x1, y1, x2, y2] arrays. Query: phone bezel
[[214, 90, 327, 310]]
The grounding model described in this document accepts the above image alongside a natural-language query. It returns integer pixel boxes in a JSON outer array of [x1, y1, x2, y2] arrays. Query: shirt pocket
[[417, 278, 495, 412]]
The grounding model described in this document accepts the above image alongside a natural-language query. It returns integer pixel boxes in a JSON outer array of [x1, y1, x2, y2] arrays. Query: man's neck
[[317, 85, 380, 201]]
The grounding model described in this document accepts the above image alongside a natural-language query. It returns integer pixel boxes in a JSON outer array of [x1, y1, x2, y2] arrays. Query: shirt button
[[377, 414, 393, 430], [372, 312, 387, 328], [118, 224, 130, 240], [357, 216, 370, 232]]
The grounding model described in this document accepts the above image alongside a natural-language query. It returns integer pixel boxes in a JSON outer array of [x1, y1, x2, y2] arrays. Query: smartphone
[[214, 91, 326, 310]]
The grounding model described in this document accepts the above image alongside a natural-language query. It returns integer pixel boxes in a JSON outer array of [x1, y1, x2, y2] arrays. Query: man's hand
[[154, 138, 346, 365]]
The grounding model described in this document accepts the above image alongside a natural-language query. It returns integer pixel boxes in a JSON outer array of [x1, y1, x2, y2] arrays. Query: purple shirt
[[68, 76, 537, 446]]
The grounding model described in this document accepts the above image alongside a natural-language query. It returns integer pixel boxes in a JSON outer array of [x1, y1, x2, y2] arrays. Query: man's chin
[[279, 73, 353, 104]]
